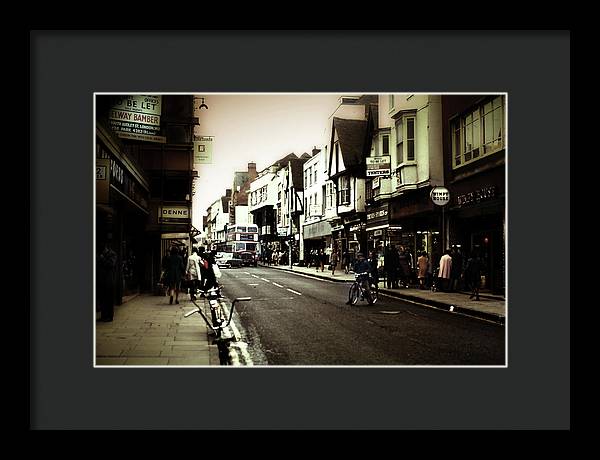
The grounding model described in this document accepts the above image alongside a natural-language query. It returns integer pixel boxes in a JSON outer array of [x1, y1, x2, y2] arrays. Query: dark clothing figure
[[398, 250, 411, 288], [384, 246, 400, 288], [465, 254, 483, 301], [353, 258, 371, 275], [162, 248, 185, 304], [367, 254, 379, 286], [202, 251, 219, 292], [450, 249, 463, 292], [97, 245, 117, 322]]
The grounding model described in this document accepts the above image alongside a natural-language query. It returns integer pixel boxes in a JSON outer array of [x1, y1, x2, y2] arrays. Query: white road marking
[[251, 274, 260, 279], [272, 282, 284, 288], [286, 288, 302, 296], [220, 302, 254, 365], [260, 278, 271, 283], [248, 283, 259, 286], [243, 272, 250, 275]]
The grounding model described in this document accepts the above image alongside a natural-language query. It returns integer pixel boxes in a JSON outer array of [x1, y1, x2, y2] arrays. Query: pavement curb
[[377, 289, 505, 325], [259, 264, 505, 326]]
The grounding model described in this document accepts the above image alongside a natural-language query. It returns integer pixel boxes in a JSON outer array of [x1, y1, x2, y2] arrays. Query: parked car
[[215, 252, 243, 268], [240, 251, 258, 267]]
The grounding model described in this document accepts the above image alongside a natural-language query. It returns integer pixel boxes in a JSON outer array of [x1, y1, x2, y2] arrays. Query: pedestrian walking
[[162, 246, 185, 305], [417, 251, 428, 290], [437, 249, 453, 292], [185, 247, 202, 301], [398, 246, 411, 288], [384, 244, 399, 289], [465, 250, 483, 301], [97, 236, 117, 322], [450, 247, 463, 292], [330, 247, 339, 275], [319, 248, 326, 272]]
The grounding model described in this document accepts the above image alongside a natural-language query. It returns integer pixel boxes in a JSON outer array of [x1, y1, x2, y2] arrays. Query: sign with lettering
[[194, 136, 214, 164], [366, 156, 391, 177], [456, 186, 497, 207], [96, 159, 110, 204], [367, 208, 388, 220], [430, 186, 450, 206], [159, 206, 190, 222], [109, 95, 165, 143]]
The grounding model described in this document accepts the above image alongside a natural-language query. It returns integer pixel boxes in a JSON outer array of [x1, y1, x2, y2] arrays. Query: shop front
[[96, 128, 150, 304], [389, 187, 441, 267], [447, 167, 505, 295], [303, 220, 332, 266]]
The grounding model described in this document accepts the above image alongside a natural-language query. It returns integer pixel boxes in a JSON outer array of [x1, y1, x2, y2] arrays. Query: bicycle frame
[[184, 288, 251, 338], [348, 272, 378, 305]]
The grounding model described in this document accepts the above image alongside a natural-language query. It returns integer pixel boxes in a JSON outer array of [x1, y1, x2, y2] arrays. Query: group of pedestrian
[[432, 247, 483, 300], [160, 245, 220, 305], [383, 244, 414, 289]]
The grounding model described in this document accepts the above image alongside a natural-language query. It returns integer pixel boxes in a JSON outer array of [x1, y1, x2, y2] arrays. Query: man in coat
[[438, 249, 453, 292]]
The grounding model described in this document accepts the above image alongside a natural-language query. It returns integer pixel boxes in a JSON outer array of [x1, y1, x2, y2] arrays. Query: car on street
[[215, 252, 243, 268], [239, 251, 258, 267]]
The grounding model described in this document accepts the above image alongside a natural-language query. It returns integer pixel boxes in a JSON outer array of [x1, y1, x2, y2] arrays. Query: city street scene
[[95, 93, 506, 366]]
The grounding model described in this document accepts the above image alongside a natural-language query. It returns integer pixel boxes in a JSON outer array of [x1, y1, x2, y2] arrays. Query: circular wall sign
[[430, 186, 450, 206]]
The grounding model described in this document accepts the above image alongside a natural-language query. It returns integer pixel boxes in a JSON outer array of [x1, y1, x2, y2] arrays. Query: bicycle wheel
[[348, 283, 360, 305]]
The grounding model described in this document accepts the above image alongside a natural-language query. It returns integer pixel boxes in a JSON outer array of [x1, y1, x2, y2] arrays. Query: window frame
[[451, 96, 505, 169]]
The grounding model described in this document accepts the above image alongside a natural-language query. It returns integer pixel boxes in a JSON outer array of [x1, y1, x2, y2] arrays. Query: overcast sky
[[192, 94, 346, 230]]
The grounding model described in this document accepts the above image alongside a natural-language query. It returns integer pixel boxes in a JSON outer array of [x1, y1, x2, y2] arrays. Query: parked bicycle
[[184, 287, 250, 337], [347, 272, 378, 305]]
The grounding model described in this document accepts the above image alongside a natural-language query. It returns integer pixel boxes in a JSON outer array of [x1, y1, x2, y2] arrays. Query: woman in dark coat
[[465, 250, 483, 301], [162, 246, 185, 304]]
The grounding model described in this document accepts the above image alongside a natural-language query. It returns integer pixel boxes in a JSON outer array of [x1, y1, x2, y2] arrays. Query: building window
[[382, 135, 389, 155], [304, 170, 307, 188], [314, 168, 317, 184], [308, 166, 312, 186], [406, 117, 415, 161], [395, 115, 416, 164], [396, 119, 403, 163], [389, 94, 394, 111], [338, 176, 350, 205], [452, 96, 505, 168]]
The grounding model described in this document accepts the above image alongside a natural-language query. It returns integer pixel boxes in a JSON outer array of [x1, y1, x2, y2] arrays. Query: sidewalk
[[259, 263, 506, 325], [95, 293, 219, 366]]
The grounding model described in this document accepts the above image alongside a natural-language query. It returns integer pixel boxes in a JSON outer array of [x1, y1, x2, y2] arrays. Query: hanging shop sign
[[193, 136, 214, 164], [159, 206, 190, 222], [109, 95, 166, 143], [366, 156, 391, 177], [372, 177, 380, 189], [331, 224, 344, 232], [430, 186, 450, 206], [374, 230, 383, 236]]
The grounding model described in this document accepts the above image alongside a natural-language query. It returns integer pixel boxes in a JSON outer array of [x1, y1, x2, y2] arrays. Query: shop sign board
[[194, 136, 214, 164], [159, 206, 190, 222], [430, 186, 450, 206], [109, 95, 165, 144], [96, 158, 110, 204], [366, 156, 391, 177]]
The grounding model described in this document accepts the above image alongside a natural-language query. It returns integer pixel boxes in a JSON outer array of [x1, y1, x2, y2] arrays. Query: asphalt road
[[218, 266, 505, 366]]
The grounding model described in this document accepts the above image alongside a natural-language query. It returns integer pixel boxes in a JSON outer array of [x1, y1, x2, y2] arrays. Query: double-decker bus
[[225, 224, 259, 266]]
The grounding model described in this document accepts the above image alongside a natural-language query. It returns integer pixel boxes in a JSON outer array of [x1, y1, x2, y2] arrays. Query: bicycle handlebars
[[184, 297, 252, 332]]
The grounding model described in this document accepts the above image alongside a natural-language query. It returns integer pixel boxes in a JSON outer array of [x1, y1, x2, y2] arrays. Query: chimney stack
[[312, 146, 321, 157]]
